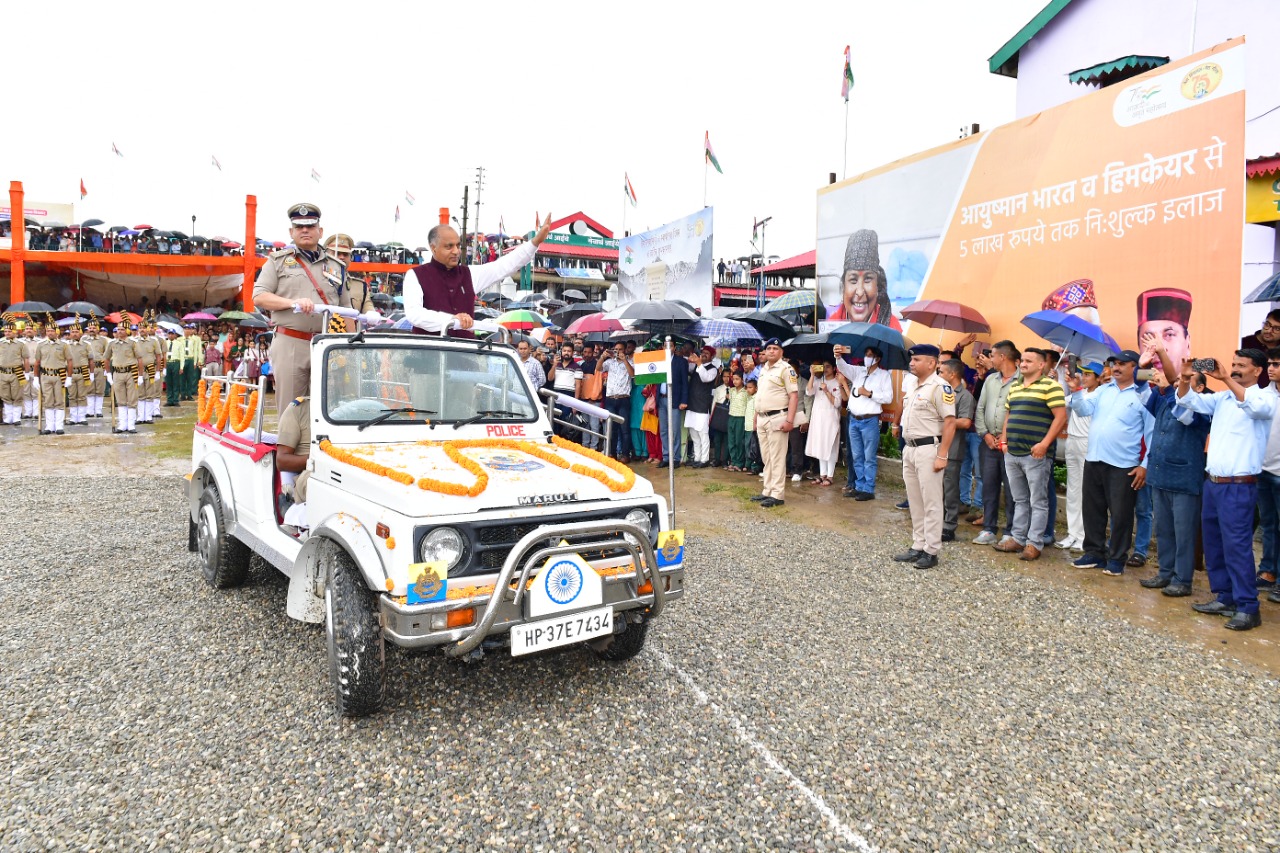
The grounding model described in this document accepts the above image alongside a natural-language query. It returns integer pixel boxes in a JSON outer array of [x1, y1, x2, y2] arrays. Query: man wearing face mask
[[833, 344, 893, 500]]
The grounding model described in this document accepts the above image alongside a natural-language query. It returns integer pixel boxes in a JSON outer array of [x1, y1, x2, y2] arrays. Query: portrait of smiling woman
[[828, 228, 899, 329]]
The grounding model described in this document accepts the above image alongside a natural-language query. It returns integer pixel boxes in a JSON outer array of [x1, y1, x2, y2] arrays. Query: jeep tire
[[196, 484, 251, 588], [591, 614, 649, 662], [323, 543, 386, 717]]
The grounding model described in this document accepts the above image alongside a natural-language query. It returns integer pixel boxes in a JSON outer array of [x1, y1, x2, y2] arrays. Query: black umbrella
[[356, 241, 375, 249], [8, 301, 56, 314], [240, 318, 269, 329], [606, 300, 699, 324], [562, 288, 589, 302], [735, 311, 794, 341], [549, 303, 603, 328], [371, 293, 396, 310], [200, 306, 225, 317], [57, 301, 106, 317], [189, 235, 209, 242], [81, 218, 105, 228], [474, 306, 500, 319], [782, 332, 835, 363], [169, 230, 189, 240], [827, 322, 911, 371], [540, 298, 568, 311]]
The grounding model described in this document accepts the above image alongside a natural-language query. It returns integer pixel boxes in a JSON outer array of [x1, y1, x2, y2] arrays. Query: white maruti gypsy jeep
[[186, 318, 684, 716]]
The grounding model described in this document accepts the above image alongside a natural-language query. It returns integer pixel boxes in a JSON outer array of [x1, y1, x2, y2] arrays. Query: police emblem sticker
[[407, 561, 448, 604], [655, 529, 685, 568], [941, 383, 956, 405], [284, 257, 298, 267], [527, 552, 602, 617]]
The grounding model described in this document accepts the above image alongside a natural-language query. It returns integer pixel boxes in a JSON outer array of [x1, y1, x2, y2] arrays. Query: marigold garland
[[319, 440, 416, 486], [229, 388, 259, 433], [196, 379, 223, 424], [215, 384, 236, 432]]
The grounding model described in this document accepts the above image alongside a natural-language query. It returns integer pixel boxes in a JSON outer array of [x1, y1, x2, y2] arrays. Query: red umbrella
[[564, 312, 624, 335], [221, 241, 241, 249], [106, 311, 143, 324], [899, 299, 990, 334], [133, 223, 154, 230], [272, 241, 286, 248]]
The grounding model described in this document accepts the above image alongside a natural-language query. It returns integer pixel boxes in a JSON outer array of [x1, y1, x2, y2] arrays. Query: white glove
[[64, 377, 72, 388], [31, 376, 39, 391], [136, 376, 144, 386], [105, 372, 113, 386], [24, 372, 32, 382]]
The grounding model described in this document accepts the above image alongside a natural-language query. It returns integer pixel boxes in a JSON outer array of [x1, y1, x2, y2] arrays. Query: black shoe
[[1139, 575, 1171, 589], [941, 530, 956, 542], [749, 494, 768, 502], [914, 552, 938, 570], [893, 549, 923, 563], [127, 429, 138, 434], [759, 497, 784, 508], [1269, 587, 1280, 604], [895, 499, 910, 510], [1126, 553, 1148, 568], [39, 430, 49, 435], [113, 429, 122, 434], [1162, 584, 1192, 597], [55, 430, 64, 435], [153, 414, 163, 419], [656, 460, 670, 468], [855, 491, 875, 501], [1192, 600, 1237, 616], [1224, 611, 1261, 631]]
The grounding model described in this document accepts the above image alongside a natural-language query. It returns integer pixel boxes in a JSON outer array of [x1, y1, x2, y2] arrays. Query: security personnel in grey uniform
[[253, 204, 371, 418], [894, 344, 957, 569]]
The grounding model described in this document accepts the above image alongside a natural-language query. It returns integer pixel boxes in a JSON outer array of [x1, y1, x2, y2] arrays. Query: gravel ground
[[3, 475, 1279, 851]]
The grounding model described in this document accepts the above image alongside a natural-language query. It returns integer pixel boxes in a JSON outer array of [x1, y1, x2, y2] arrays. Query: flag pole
[[703, 158, 708, 208], [665, 334, 676, 527], [843, 97, 849, 180]]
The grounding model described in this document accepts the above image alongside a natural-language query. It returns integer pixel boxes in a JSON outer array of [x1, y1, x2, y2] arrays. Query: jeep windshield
[[322, 343, 539, 426]]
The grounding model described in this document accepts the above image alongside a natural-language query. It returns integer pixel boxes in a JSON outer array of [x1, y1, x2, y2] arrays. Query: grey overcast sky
[[4, 0, 1047, 259]]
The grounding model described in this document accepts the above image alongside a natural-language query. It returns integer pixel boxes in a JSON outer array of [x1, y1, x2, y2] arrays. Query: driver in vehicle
[[277, 395, 311, 533]]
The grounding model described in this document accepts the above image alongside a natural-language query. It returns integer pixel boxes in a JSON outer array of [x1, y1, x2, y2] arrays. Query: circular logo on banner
[[479, 452, 544, 472], [544, 560, 584, 605], [1180, 63, 1223, 100]]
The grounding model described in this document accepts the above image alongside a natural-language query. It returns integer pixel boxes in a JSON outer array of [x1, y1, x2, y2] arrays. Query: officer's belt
[[276, 327, 315, 342], [41, 369, 62, 376], [112, 365, 137, 374], [904, 436, 940, 447], [760, 408, 788, 417], [1, 366, 21, 375]]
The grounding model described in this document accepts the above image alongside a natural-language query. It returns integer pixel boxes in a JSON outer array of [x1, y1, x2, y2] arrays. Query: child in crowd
[[726, 372, 749, 471], [743, 378, 762, 475]]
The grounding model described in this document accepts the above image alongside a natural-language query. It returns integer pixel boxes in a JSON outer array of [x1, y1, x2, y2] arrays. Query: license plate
[[509, 606, 614, 657]]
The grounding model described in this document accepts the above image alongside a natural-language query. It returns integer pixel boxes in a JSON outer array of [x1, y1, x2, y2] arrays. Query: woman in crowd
[[709, 366, 733, 467], [806, 357, 844, 486], [202, 331, 223, 378], [787, 359, 815, 483]]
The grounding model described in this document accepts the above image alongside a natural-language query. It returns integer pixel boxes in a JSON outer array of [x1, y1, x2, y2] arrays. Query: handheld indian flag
[[704, 131, 722, 174], [841, 45, 854, 102], [624, 172, 638, 207], [632, 348, 669, 386]]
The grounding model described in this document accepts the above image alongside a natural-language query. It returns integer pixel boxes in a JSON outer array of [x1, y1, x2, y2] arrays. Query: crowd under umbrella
[[496, 309, 551, 331], [827, 322, 912, 370], [57, 301, 106, 317], [899, 299, 991, 337], [1020, 309, 1120, 364], [682, 318, 763, 347]]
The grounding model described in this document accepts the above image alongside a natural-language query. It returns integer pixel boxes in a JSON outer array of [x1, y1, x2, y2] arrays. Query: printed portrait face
[[842, 268, 880, 325], [1138, 319, 1190, 373]]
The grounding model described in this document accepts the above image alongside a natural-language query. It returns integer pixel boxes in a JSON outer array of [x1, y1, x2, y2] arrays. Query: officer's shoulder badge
[[941, 383, 956, 404], [786, 367, 797, 379]]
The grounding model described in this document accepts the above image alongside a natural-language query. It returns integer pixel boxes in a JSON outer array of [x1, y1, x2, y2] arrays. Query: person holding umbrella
[[833, 344, 893, 500]]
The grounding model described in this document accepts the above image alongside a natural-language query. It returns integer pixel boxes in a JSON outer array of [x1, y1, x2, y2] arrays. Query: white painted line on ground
[[653, 649, 877, 853]]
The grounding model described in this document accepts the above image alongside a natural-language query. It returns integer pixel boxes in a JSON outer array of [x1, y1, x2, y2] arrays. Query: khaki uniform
[[138, 334, 163, 403], [754, 359, 800, 500], [277, 396, 312, 502], [106, 338, 145, 408], [900, 372, 957, 557], [83, 332, 108, 397], [65, 339, 91, 409], [35, 338, 70, 410], [21, 337, 39, 409], [0, 338, 27, 417], [253, 247, 360, 415]]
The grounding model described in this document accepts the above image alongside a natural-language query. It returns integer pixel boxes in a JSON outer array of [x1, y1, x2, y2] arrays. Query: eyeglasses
[[1268, 361, 1280, 367], [1264, 323, 1280, 333]]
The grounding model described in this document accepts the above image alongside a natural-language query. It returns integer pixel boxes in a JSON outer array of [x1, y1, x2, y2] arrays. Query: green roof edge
[[988, 0, 1077, 78], [1067, 54, 1169, 84]]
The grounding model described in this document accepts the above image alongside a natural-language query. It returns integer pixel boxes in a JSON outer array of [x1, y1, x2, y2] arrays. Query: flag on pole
[[704, 132, 722, 174], [499, 215, 506, 235], [310, 168, 321, 182], [211, 155, 222, 171], [624, 172, 638, 207], [111, 142, 123, 157], [405, 191, 415, 206], [841, 45, 855, 102], [632, 349, 669, 386], [80, 179, 87, 200], [395, 205, 401, 223]]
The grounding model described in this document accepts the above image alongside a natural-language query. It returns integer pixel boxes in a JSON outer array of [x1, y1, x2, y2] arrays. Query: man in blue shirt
[[1066, 350, 1155, 576], [1175, 349, 1276, 631]]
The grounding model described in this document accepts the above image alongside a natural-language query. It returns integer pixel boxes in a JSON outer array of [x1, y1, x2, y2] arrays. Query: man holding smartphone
[[547, 342, 583, 439]]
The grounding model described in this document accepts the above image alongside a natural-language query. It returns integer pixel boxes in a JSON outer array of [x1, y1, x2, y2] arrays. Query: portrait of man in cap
[[828, 229, 898, 328], [1042, 278, 1103, 328], [1136, 287, 1193, 374]]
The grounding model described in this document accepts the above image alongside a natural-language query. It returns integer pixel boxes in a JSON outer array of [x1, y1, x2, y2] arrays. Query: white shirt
[[834, 360, 892, 416], [1264, 386, 1280, 475], [402, 242, 537, 333]]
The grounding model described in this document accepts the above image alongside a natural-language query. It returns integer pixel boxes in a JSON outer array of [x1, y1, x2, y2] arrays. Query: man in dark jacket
[[1137, 336, 1211, 596], [657, 345, 689, 468]]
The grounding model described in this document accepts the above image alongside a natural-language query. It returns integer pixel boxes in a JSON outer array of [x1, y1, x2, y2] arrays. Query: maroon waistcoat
[[410, 259, 475, 339]]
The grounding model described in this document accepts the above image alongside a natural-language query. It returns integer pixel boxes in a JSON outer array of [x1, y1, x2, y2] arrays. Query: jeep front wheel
[[196, 484, 250, 588], [592, 615, 649, 662], [323, 543, 386, 717]]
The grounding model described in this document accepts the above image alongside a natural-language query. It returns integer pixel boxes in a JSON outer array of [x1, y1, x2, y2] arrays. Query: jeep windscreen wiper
[[356, 406, 436, 432], [451, 409, 524, 430]]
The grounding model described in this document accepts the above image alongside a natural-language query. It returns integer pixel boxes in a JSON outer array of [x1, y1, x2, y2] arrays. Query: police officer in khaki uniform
[[254, 204, 373, 418], [752, 338, 800, 507], [893, 344, 957, 569], [34, 318, 71, 435], [0, 321, 29, 425], [277, 395, 312, 503], [64, 320, 93, 425], [83, 319, 109, 418], [21, 324, 40, 419], [135, 315, 163, 423], [105, 322, 146, 434]]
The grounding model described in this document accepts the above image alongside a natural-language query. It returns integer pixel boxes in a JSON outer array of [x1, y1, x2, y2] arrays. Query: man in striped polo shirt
[[996, 347, 1067, 560]]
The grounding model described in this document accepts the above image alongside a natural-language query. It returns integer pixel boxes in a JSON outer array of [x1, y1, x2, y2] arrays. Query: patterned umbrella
[[764, 289, 819, 312], [217, 310, 255, 321], [106, 311, 144, 324], [564, 312, 623, 335], [496, 309, 551, 331], [683, 318, 763, 345], [899, 299, 990, 334]]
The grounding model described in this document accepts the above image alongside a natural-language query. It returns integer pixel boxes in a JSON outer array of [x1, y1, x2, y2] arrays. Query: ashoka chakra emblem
[[545, 561, 583, 605]]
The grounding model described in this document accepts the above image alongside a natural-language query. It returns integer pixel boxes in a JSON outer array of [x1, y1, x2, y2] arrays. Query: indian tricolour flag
[[632, 349, 668, 386]]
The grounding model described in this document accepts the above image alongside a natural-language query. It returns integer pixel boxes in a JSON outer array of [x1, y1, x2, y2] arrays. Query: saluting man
[[751, 338, 800, 508], [0, 321, 29, 425], [105, 322, 146, 434], [83, 319, 109, 418], [894, 344, 957, 569], [34, 318, 72, 435]]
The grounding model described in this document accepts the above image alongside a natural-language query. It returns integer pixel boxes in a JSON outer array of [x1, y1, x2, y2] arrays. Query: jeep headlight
[[419, 527, 467, 572], [623, 509, 652, 546]]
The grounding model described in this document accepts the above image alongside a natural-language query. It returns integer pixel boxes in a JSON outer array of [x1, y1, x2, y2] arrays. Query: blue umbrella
[[827, 322, 911, 370], [1245, 270, 1280, 304], [684, 318, 763, 345], [1020, 310, 1120, 362]]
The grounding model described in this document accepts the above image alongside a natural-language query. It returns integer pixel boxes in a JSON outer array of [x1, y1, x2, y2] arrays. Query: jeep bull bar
[[380, 519, 678, 656]]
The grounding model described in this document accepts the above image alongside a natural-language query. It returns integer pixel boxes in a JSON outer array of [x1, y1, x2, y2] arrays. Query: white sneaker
[[1054, 537, 1074, 550], [1070, 539, 1085, 552], [759, 472, 765, 478], [791, 474, 801, 482], [972, 531, 997, 545]]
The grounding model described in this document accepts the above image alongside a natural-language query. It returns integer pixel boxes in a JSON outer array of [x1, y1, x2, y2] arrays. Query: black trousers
[[1081, 460, 1139, 566], [979, 441, 1013, 536]]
